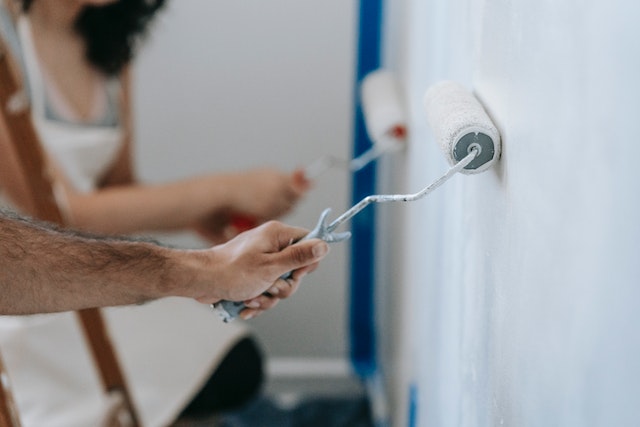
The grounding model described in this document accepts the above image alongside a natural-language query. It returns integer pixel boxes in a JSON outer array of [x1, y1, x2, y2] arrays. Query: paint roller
[[230, 70, 407, 232], [424, 80, 500, 174], [360, 70, 407, 148], [212, 80, 500, 322], [304, 69, 407, 178]]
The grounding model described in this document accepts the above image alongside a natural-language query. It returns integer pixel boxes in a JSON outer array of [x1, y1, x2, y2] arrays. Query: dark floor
[[175, 394, 373, 427]]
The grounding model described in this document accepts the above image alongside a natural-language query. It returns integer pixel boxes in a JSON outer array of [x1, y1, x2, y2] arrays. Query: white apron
[[0, 17, 247, 427]]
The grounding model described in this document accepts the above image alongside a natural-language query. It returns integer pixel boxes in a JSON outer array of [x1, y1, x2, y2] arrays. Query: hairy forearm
[[0, 210, 330, 319], [0, 210, 185, 314]]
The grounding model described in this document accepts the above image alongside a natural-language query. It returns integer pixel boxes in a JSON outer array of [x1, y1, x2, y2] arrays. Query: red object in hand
[[230, 214, 258, 232]]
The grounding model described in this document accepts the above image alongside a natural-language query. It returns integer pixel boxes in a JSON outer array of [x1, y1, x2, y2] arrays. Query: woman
[[0, 0, 310, 425]]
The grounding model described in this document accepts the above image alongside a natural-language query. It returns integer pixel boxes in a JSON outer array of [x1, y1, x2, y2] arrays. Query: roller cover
[[423, 81, 501, 174], [360, 70, 407, 144]]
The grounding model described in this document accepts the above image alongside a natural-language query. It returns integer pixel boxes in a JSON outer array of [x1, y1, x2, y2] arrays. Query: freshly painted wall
[[130, 1, 640, 424], [381, 0, 640, 426]]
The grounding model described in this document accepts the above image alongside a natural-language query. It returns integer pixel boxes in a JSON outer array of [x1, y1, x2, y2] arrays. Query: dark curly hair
[[21, 0, 167, 76]]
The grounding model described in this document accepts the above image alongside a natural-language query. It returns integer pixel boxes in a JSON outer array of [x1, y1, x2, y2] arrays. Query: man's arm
[[0, 210, 328, 316]]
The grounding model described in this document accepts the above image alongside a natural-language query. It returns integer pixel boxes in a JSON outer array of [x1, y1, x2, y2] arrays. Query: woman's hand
[[227, 168, 311, 221], [193, 168, 312, 243]]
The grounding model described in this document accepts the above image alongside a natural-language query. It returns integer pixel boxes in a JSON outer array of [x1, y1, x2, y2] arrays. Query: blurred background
[[133, 0, 360, 399]]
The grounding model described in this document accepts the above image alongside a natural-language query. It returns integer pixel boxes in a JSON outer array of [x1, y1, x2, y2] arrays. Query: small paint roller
[[230, 71, 407, 231], [360, 70, 407, 148], [212, 80, 500, 322], [304, 70, 407, 178]]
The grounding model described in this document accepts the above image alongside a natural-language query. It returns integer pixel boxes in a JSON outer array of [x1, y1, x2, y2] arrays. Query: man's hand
[[175, 221, 329, 319]]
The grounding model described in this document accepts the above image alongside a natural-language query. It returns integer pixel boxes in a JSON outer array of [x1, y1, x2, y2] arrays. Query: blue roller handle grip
[[211, 209, 350, 322]]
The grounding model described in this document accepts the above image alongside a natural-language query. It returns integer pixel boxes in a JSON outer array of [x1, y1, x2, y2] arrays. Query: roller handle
[[211, 239, 313, 323], [211, 208, 350, 322]]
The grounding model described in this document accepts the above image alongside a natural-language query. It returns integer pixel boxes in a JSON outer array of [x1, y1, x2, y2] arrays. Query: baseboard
[[267, 357, 352, 378], [265, 357, 365, 398]]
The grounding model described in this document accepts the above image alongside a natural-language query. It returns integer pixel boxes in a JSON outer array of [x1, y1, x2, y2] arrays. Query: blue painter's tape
[[408, 383, 418, 427], [350, 0, 383, 379]]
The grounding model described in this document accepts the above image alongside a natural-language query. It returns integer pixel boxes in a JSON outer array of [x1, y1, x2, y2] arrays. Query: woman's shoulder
[[0, 0, 19, 23], [0, 0, 25, 75], [0, 0, 20, 42]]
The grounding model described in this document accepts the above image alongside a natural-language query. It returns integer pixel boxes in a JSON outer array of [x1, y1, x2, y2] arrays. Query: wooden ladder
[[0, 36, 140, 427]]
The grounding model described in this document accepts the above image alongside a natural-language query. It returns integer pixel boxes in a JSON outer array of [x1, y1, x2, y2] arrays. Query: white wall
[[132, 0, 357, 361], [383, 0, 640, 426]]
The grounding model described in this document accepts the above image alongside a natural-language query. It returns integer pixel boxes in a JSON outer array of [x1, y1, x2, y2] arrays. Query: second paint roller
[[212, 80, 501, 322], [304, 70, 408, 178], [230, 70, 407, 232]]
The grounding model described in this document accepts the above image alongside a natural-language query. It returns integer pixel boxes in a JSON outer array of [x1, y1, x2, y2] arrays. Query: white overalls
[[0, 15, 246, 427]]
